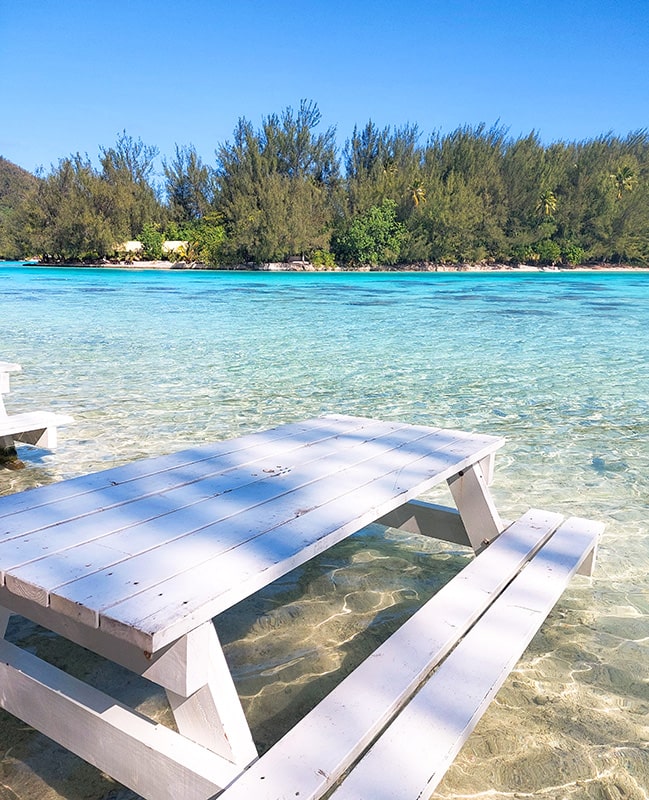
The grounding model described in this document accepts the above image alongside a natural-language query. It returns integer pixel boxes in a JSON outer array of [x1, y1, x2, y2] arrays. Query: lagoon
[[1, 263, 648, 799]]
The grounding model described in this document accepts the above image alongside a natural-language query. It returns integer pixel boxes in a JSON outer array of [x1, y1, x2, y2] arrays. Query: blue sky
[[1, 0, 647, 176]]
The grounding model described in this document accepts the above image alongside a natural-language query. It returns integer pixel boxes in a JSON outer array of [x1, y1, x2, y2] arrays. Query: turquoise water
[[0, 264, 648, 799]]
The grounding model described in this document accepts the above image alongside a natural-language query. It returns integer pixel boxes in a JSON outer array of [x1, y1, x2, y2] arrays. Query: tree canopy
[[2, 104, 648, 267]]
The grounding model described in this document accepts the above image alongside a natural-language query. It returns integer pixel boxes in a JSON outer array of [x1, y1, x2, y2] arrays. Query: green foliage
[[333, 199, 405, 266], [216, 101, 338, 263], [510, 243, 539, 264], [416, 171, 491, 262], [99, 131, 164, 242], [535, 239, 561, 265], [184, 214, 226, 265], [2, 113, 649, 267], [344, 122, 422, 217], [164, 145, 214, 222], [311, 249, 336, 268], [610, 165, 637, 200], [8, 132, 166, 262], [561, 242, 586, 265], [0, 157, 39, 258], [138, 222, 164, 260], [536, 189, 557, 218], [18, 154, 116, 261], [163, 221, 183, 241]]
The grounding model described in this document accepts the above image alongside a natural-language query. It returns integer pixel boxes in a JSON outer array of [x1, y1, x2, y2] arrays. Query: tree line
[[1, 100, 648, 267]]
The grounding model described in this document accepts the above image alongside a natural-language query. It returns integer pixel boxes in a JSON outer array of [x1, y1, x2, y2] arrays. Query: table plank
[[0, 362, 21, 373], [1, 416, 503, 651], [0, 415, 364, 524], [102, 430, 502, 650], [3, 418, 419, 602], [43, 422, 455, 624], [0, 411, 74, 437], [0, 416, 392, 577]]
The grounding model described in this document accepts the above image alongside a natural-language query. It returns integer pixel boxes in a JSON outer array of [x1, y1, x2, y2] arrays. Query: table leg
[[0, 605, 12, 638], [0, 632, 241, 800], [0, 599, 253, 796], [163, 622, 258, 768], [0, 591, 255, 768], [447, 461, 505, 551], [479, 452, 497, 485]]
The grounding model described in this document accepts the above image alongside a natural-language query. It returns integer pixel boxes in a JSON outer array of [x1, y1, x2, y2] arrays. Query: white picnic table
[[0, 360, 73, 454], [0, 414, 602, 800], [0, 361, 21, 395]]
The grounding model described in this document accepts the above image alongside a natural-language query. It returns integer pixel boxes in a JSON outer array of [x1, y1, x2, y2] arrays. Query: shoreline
[[15, 259, 649, 273]]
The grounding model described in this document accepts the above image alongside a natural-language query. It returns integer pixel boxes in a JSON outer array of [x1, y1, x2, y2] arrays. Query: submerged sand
[[2, 527, 648, 800]]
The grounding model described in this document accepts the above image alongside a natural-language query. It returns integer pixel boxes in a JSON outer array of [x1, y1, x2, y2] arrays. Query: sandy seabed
[[2, 533, 647, 800], [1, 263, 648, 799]]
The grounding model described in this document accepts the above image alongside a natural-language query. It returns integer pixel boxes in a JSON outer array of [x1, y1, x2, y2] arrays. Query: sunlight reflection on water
[[1, 265, 648, 799]]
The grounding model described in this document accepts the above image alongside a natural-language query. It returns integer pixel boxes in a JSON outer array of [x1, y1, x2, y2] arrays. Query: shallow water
[[0, 264, 647, 799]]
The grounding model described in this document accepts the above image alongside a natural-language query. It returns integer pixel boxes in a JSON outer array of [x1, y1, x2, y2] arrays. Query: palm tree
[[610, 165, 637, 200], [536, 189, 557, 217], [408, 181, 426, 208]]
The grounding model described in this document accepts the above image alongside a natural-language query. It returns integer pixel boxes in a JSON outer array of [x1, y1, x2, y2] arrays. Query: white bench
[[217, 509, 601, 800], [0, 361, 73, 459], [0, 415, 602, 799], [0, 410, 74, 450], [0, 361, 21, 395]]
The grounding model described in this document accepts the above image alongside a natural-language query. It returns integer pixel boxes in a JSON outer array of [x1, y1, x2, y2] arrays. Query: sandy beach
[[23, 259, 649, 273]]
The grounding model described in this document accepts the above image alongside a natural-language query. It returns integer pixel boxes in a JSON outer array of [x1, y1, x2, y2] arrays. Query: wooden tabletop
[[0, 415, 504, 651]]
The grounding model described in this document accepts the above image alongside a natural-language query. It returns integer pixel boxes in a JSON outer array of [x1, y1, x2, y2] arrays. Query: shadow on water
[[0, 523, 471, 796], [216, 525, 472, 754]]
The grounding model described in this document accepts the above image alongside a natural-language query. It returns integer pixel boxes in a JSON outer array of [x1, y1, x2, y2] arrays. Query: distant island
[[2, 101, 648, 269]]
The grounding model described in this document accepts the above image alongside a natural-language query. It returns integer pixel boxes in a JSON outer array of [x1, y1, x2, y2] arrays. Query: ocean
[[0, 263, 647, 799]]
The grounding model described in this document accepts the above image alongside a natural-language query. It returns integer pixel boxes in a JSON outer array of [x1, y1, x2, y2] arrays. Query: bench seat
[[219, 510, 602, 800], [0, 410, 74, 449], [0, 361, 73, 454]]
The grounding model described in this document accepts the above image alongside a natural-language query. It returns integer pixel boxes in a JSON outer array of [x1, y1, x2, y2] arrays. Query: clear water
[[0, 264, 648, 799]]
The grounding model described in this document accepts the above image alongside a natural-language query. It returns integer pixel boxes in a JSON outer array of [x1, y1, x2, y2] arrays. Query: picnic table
[[0, 360, 73, 458], [0, 415, 602, 800]]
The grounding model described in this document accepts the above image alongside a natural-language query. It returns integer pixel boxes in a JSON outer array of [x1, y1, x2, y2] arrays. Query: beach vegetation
[[184, 214, 226, 265], [561, 242, 586, 266], [215, 101, 339, 264], [610, 165, 637, 200], [2, 106, 649, 267], [535, 239, 561, 265], [0, 157, 38, 259], [408, 181, 426, 208], [98, 132, 164, 243], [138, 222, 164, 260], [333, 199, 405, 266], [163, 145, 215, 222], [536, 189, 557, 218], [510, 243, 539, 265], [18, 154, 116, 261], [311, 249, 336, 269]]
